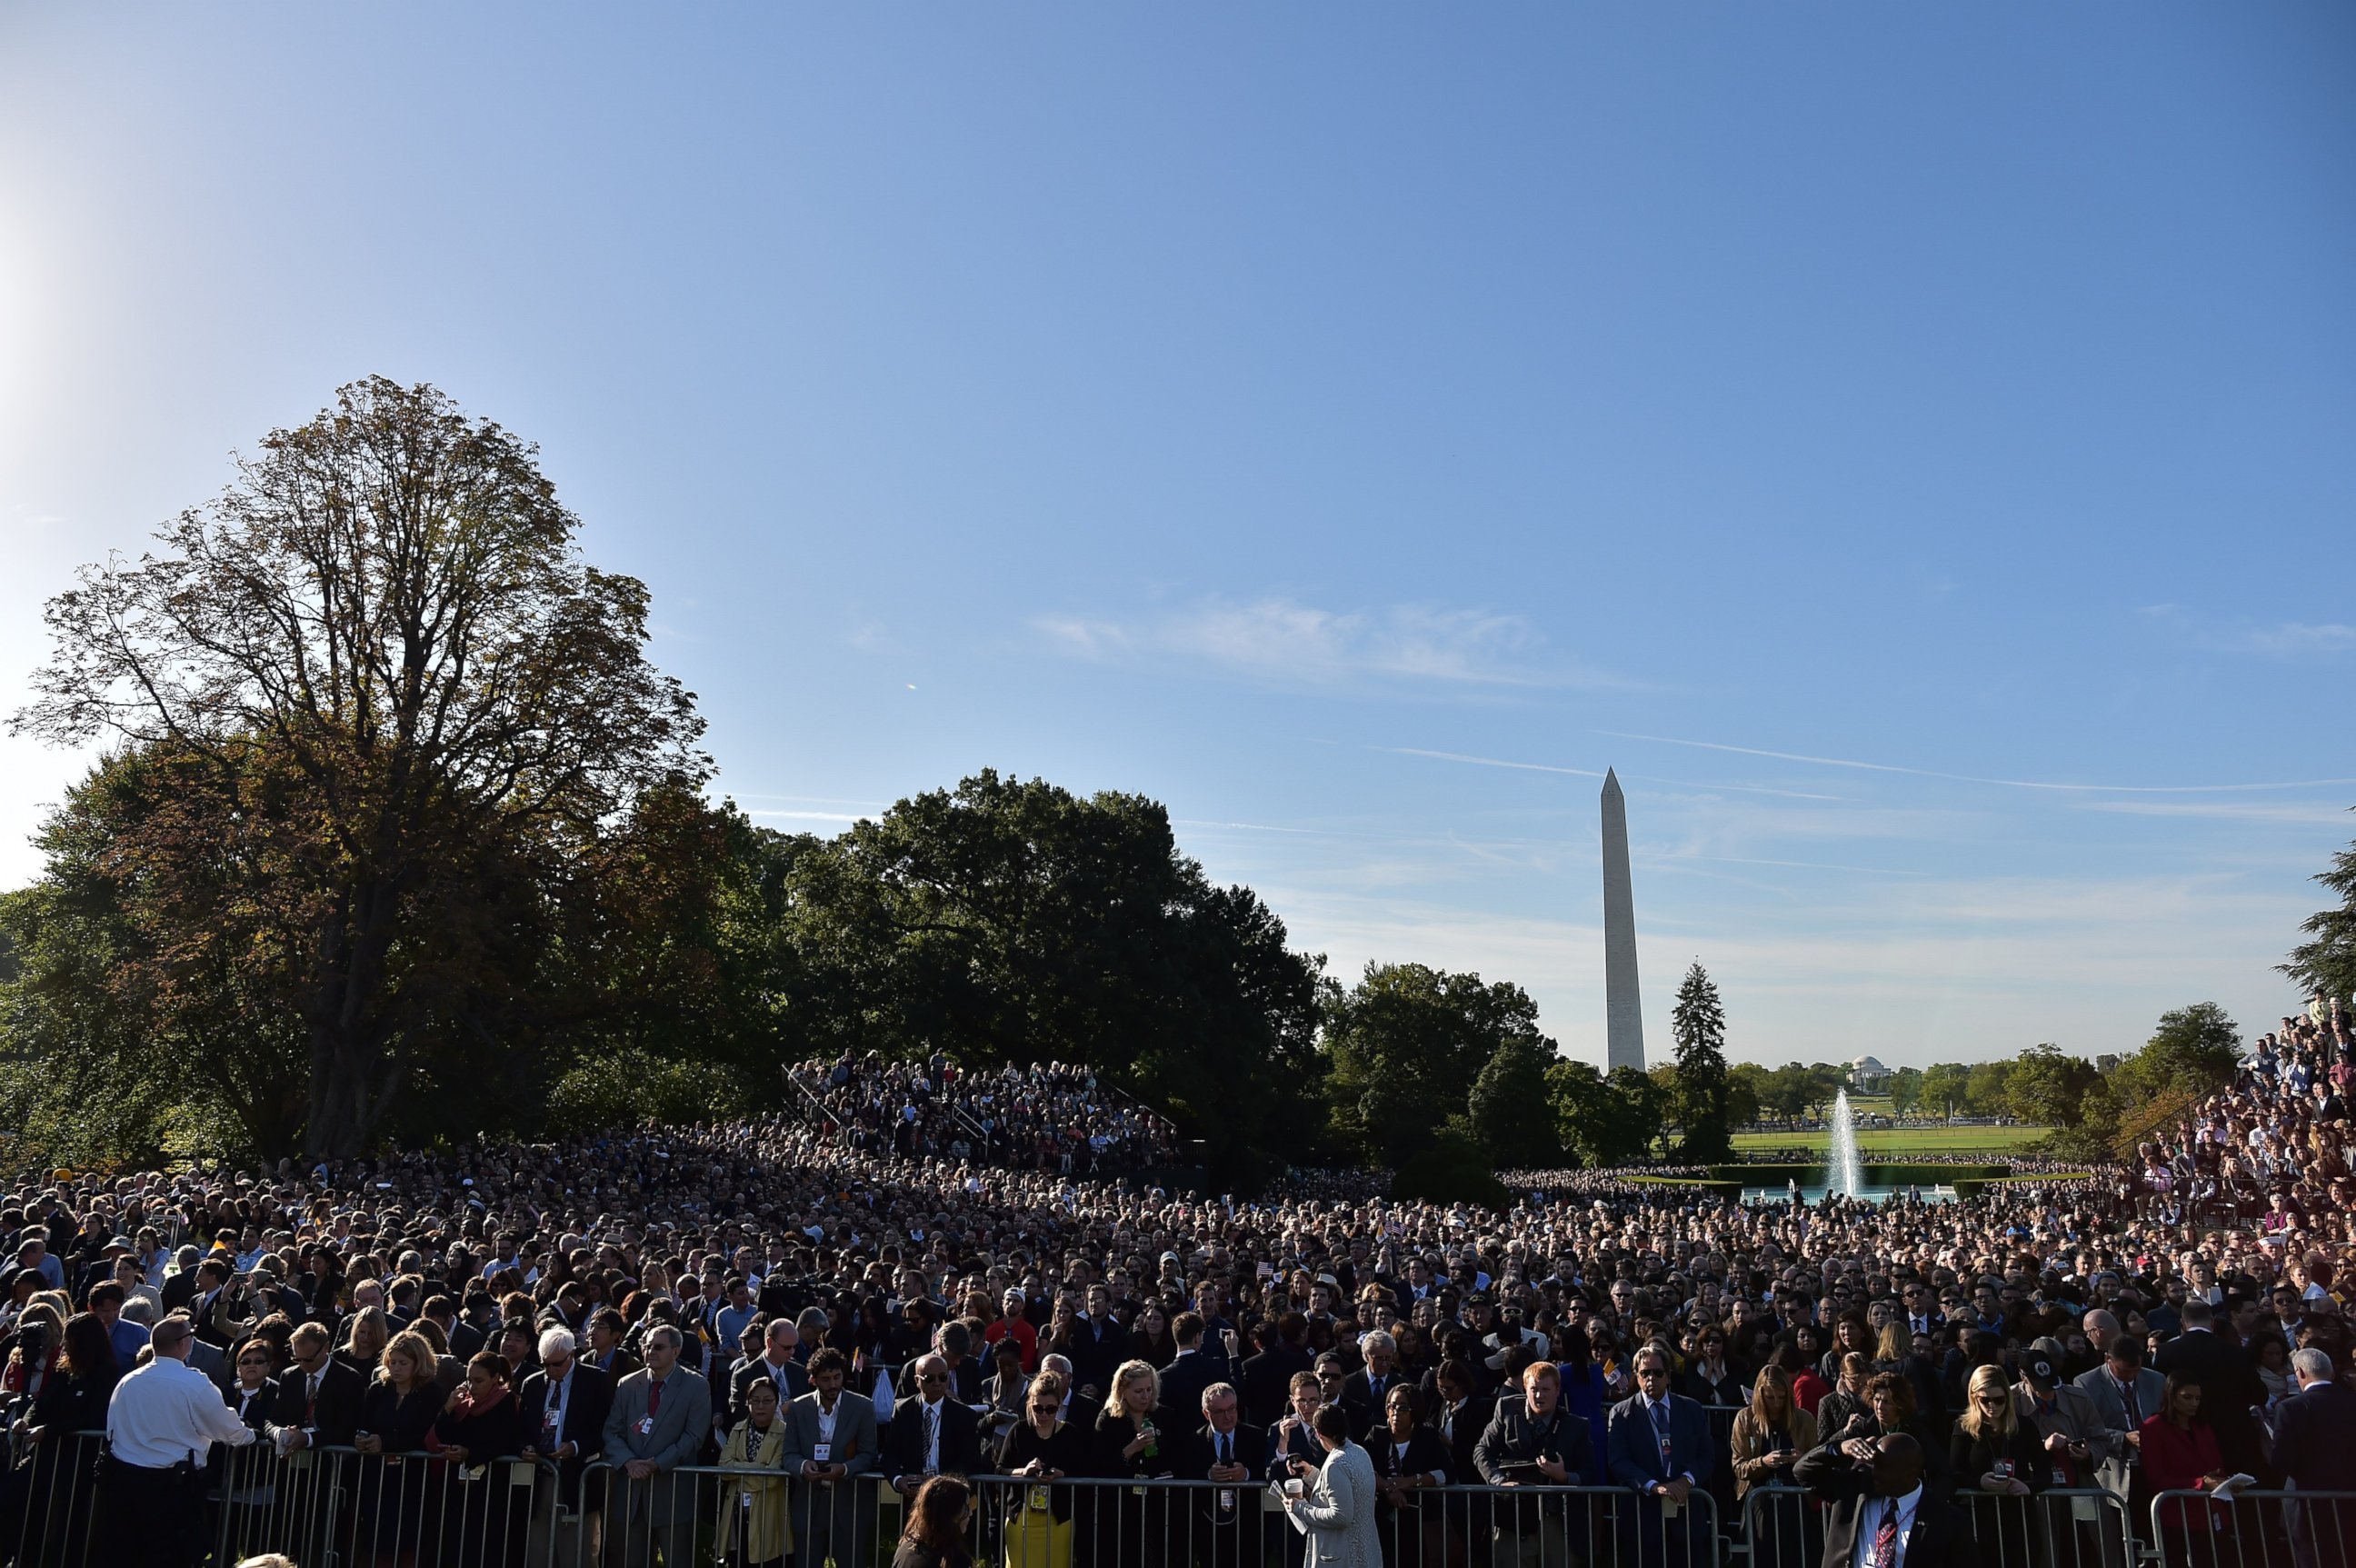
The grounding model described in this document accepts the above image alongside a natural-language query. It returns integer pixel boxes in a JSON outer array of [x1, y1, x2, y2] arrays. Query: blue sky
[[4, 5, 2352, 1069]]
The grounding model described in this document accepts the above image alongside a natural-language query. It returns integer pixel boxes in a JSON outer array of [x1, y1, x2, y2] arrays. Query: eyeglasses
[[920, 1373, 948, 1384]]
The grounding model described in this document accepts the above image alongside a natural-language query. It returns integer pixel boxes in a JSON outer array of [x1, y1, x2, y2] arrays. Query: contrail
[[1597, 731, 2356, 794]]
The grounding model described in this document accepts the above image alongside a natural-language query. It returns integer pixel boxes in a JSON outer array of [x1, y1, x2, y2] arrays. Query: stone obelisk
[[1601, 768, 1645, 1071]]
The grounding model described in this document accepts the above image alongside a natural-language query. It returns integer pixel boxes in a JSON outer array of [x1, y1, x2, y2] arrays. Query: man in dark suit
[[1182, 1379, 1265, 1568], [727, 1319, 812, 1429], [1069, 1284, 1129, 1397], [1240, 1315, 1313, 1432], [1899, 1282, 1947, 1341], [1339, 1330, 1403, 1441], [2273, 1348, 2356, 1568], [884, 1353, 985, 1497], [269, 1320, 367, 1568], [518, 1325, 614, 1567], [1474, 1359, 1593, 1568], [1607, 1346, 1717, 1568], [1158, 1312, 1220, 1429], [1793, 1431, 1972, 1568], [271, 1321, 364, 1448], [1265, 1370, 1328, 1568], [2153, 1300, 2271, 1478]]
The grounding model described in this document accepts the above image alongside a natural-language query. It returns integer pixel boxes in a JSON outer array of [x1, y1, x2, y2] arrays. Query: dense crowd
[[0, 1000, 2349, 1567], [787, 1054, 1183, 1174]]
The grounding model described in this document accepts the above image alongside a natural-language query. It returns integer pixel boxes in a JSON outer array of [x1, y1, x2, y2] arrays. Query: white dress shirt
[[106, 1356, 259, 1468], [1850, 1485, 1922, 1568]]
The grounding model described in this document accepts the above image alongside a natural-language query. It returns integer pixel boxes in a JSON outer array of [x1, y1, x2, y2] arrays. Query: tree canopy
[[11, 379, 709, 1155]]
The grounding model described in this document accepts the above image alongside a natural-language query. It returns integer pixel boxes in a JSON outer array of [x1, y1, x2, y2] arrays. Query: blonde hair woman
[[340, 1304, 391, 1373], [355, 1330, 443, 1567], [1091, 1360, 1167, 1564], [1950, 1363, 2045, 1565], [1731, 1365, 1820, 1499]]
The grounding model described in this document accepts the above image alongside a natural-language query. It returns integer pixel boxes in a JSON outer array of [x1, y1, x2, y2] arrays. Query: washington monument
[[1601, 769, 1645, 1071]]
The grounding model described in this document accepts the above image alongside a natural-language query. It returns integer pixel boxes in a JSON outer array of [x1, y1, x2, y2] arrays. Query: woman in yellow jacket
[[715, 1378, 794, 1568]]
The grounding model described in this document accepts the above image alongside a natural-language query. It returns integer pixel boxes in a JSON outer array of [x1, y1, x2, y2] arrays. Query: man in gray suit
[[779, 1344, 881, 1568], [602, 1323, 713, 1567], [2071, 1333, 2163, 1560]]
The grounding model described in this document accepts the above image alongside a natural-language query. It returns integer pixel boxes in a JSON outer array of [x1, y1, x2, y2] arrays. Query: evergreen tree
[[1670, 960, 1732, 1160]]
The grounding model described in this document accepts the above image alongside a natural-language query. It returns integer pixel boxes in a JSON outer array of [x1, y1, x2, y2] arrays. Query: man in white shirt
[[1793, 1431, 1968, 1568], [93, 1315, 273, 1568]]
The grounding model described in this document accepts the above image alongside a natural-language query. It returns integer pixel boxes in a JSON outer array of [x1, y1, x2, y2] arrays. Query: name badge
[[812, 1442, 832, 1464], [635, 1416, 654, 1436], [1219, 1488, 1236, 1513]]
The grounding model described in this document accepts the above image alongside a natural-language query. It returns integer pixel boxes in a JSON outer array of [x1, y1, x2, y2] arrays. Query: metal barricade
[[957, 1476, 1694, 1568], [570, 1457, 894, 1568], [0, 1434, 559, 1568], [1, 1425, 105, 1568], [1745, 1483, 2138, 1568], [212, 1443, 558, 1568], [2149, 1488, 2356, 1568]]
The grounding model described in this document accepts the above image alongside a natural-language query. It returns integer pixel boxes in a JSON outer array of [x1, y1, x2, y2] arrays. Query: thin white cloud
[[2079, 800, 2355, 825], [1600, 730, 2356, 794], [2140, 604, 2356, 657], [1373, 745, 1847, 801], [2248, 622, 2356, 654], [1033, 598, 1626, 690], [1378, 746, 1604, 778]]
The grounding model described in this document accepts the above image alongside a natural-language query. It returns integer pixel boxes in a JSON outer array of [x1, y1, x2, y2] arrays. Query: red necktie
[[1871, 1504, 1899, 1568], [648, 1379, 663, 1418]]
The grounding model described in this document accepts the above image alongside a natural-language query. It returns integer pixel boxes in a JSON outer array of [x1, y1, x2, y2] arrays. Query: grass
[[1731, 1124, 2047, 1156]]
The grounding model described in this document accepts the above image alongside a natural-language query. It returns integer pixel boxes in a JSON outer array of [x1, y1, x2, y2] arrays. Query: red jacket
[[2139, 1414, 2226, 1532]]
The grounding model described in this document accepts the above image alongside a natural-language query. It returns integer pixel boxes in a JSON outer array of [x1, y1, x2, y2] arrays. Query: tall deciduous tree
[[1669, 961, 1732, 1160], [1323, 963, 1546, 1167], [1468, 1035, 1563, 1168], [2005, 1044, 2101, 1129], [12, 379, 707, 1155], [773, 770, 1324, 1181]]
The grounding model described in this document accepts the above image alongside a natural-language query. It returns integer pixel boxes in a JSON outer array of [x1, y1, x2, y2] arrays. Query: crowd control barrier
[[1744, 1483, 2139, 1568], [2149, 1487, 2356, 1568]]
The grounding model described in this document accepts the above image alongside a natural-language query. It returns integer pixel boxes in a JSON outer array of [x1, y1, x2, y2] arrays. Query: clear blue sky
[[4, 5, 2351, 1070]]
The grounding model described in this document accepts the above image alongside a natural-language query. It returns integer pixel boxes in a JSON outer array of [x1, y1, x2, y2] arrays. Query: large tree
[[12, 379, 706, 1155], [773, 770, 1325, 1181], [2005, 1044, 2101, 1130], [1467, 1035, 1564, 1168], [1322, 963, 1547, 1167], [1545, 1060, 1665, 1166], [1669, 961, 1732, 1159]]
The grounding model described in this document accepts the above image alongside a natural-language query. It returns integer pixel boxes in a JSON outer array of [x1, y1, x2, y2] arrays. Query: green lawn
[[1732, 1124, 2046, 1156]]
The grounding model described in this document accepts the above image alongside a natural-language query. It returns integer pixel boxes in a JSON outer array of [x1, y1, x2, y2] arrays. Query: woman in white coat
[[1283, 1404, 1383, 1568]]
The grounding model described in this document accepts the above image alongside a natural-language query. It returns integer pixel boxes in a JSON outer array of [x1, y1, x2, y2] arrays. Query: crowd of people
[[787, 1054, 1183, 1174], [0, 1002, 2347, 1568]]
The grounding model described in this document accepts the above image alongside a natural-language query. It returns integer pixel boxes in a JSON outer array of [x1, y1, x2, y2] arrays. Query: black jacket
[[1793, 1443, 1975, 1568], [517, 1362, 614, 1460], [1240, 1345, 1312, 1430], [272, 1358, 367, 1446], [1156, 1351, 1219, 1429], [726, 1354, 811, 1428], [885, 1397, 986, 1484]]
